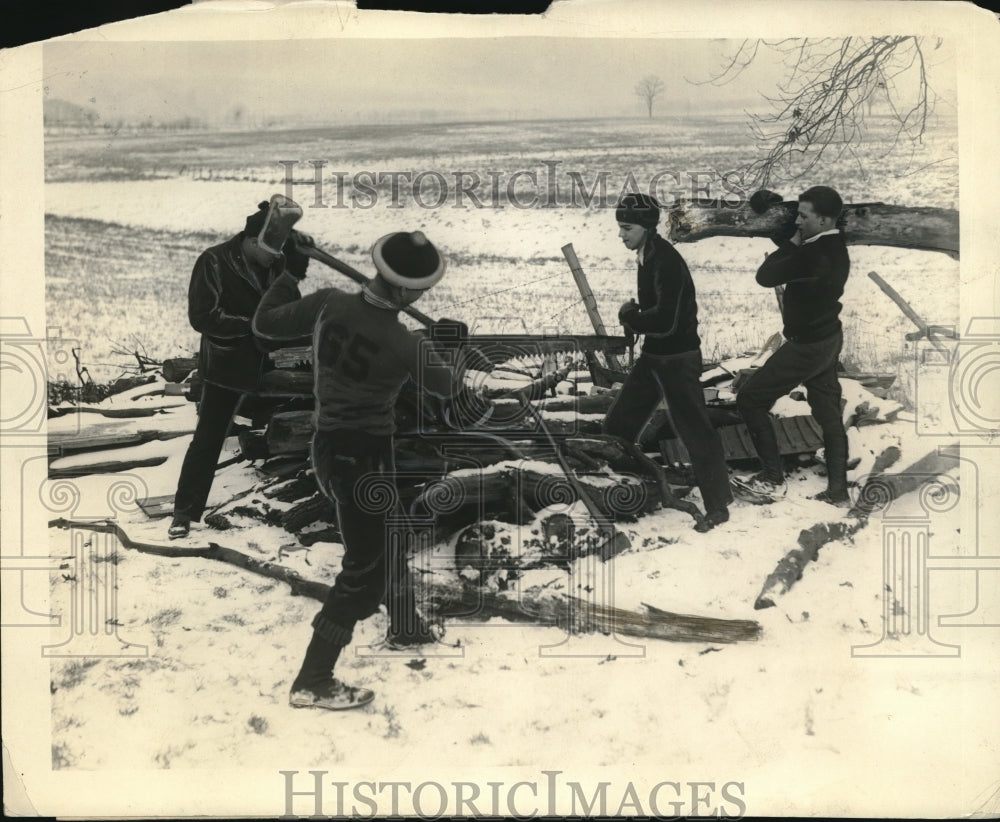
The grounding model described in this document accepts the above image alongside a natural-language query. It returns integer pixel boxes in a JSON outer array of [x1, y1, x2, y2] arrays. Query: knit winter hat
[[244, 201, 270, 236], [615, 193, 660, 228], [372, 231, 446, 290]]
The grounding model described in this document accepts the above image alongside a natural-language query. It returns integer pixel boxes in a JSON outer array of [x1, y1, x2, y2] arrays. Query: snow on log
[[754, 444, 960, 609], [754, 520, 867, 610], [668, 199, 959, 257]]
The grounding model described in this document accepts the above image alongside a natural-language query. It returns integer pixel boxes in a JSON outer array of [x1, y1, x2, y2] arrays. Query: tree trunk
[[668, 200, 959, 257]]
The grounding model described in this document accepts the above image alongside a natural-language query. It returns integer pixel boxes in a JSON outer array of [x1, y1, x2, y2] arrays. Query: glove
[[772, 216, 799, 246], [618, 299, 639, 325], [288, 230, 315, 250], [283, 231, 314, 280]]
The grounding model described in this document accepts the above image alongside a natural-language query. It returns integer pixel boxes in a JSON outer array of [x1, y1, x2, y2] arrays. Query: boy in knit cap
[[168, 200, 311, 540], [254, 230, 487, 711], [734, 185, 851, 506], [604, 193, 732, 531]]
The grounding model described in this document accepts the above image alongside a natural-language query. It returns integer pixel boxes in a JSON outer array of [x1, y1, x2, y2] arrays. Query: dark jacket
[[756, 233, 850, 343], [619, 231, 701, 355], [188, 234, 301, 392]]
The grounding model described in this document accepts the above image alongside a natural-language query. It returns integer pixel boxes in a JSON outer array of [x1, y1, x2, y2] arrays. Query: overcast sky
[[43, 36, 956, 125]]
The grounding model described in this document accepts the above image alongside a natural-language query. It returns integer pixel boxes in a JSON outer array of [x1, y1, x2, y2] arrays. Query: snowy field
[[44, 117, 960, 383]]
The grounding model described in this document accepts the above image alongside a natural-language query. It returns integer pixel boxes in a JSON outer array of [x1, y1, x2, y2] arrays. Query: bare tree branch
[[696, 37, 940, 188]]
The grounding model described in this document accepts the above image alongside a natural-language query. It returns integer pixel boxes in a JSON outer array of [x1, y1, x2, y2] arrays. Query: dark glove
[[283, 231, 313, 280], [748, 190, 799, 245], [618, 299, 639, 326], [772, 215, 799, 246], [428, 317, 469, 346]]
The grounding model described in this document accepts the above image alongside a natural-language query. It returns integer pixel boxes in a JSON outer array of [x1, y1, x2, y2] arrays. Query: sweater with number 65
[[253, 272, 461, 435]]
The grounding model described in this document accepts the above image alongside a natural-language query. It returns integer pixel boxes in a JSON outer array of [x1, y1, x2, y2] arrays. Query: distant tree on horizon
[[635, 75, 665, 119]]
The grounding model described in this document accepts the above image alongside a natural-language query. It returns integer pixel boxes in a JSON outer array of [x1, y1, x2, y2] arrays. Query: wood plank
[[49, 456, 168, 478], [660, 416, 825, 464]]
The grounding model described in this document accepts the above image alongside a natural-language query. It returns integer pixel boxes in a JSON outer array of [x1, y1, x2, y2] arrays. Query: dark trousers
[[736, 330, 848, 494], [172, 382, 244, 522], [309, 428, 419, 647], [603, 350, 733, 514]]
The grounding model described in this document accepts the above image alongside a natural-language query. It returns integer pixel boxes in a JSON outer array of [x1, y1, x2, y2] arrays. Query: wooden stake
[[561, 243, 626, 372], [867, 270, 949, 353]]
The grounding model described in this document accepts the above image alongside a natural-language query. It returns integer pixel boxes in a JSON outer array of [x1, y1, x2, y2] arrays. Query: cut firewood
[[161, 356, 198, 383], [265, 410, 315, 455], [280, 493, 336, 532]]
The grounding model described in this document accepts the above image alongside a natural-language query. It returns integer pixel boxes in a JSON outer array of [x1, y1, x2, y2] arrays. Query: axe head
[[257, 194, 303, 255]]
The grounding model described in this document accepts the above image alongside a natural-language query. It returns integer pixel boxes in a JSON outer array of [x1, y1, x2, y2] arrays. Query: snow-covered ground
[[42, 380, 1000, 817], [32, 117, 996, 817]]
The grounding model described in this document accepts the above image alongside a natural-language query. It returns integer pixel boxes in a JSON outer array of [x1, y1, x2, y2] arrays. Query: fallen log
[[281, 493, 336, 532], [848, 445, 960, 519], [485, 358, 577, 403], [48, 517, 762, 644], [668, 198, 959, 258], [62, 404, 185, 419], [408, 463, 660, 527], [263, 471, 318, 503], [423, 578, 762, 644], [49, 517, 328, 599], [754, 444, 960, 609], [48, 456, 168, 478], [536, 393, 615, 414], [754, 520, 867, 610]]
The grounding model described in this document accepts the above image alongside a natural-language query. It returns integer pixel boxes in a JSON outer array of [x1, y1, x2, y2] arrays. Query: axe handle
[[302, 246, 435, 328]]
